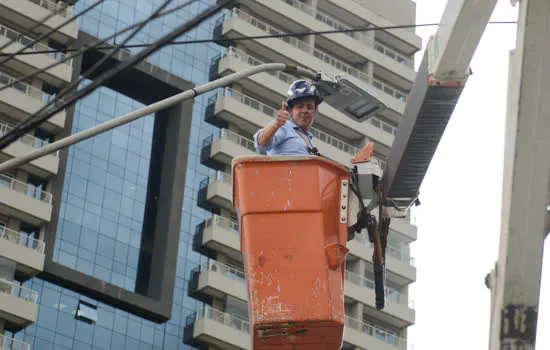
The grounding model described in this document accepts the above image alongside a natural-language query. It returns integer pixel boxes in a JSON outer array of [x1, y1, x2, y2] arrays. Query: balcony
[[344, 316, 408, 350], [344, 270, 414, 327], [205, 88, 385, 167], [185, 306, 407, 350], [190, 260, 248, 303], [197, 171, 233, 213], [188, 257, 412, 329], [0, 174, 52, 225], [214, 9, 407, 122], [0, 334, 30, 350], [201, 128, 259, 170], [347, 234, 416, 286], [0, 24, 72, 87], [211, 47, 397, 145], [0, 0, 78, 44], [322, 0, 422, 55], [185, 306, 250, 350], [0, 279, 38, 331], [0, 226, 45, 278], [0, 71, 66, 132], [0, 121, 59, 177], [235, 0, 415, 88], [194, 215, 241, 262]]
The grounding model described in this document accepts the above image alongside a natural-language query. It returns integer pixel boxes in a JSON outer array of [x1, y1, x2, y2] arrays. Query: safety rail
[[0, 71, 55, 104], [353, 233, 415, 267], [372, 78, 408, 102], [199, 171, 232, 191], [344, 316, 406, 348], [0, 279, 38, 304], [215, 87, 360, 157], [0, 120, 58, 157], [204, 214, 240, 235], [370, 116, 397, 136], [280, 0, 413, 68], [218, 47, 399, 140], [208, 128, 258, 154], [189, 305, 250, 334], [27, 0, 70, 17], [0, 24, 71, 65], [0, 334, 30, 350], [344, 270, 414, 308], [0, 173, 52, 204], [195, 259, 246, 283], [0, 226, 45, 254], [222, 9, 373, 85]]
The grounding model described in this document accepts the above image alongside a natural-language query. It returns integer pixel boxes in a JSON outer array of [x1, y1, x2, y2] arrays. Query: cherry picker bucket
[[232, 155, 350, 349]]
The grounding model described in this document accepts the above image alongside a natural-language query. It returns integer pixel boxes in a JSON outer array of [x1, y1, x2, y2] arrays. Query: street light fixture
[[316, 73, 387, 122]]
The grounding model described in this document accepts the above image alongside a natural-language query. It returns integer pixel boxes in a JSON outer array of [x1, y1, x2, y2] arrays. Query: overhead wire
[[0, 0, 207, 94], [0, 0, 238, 151], [0, 0, 181, 151], [0, 0, 71, 53], [0, 20, 517, 58], [0, 0, 105, 67]]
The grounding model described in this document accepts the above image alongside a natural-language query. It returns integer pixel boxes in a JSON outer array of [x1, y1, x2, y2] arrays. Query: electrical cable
[[0, 0, 204, 94], [0, 0, 180, 151], [0, 0, 238, 151], [0, 20, 517, 58], [0, 0, 105, 67]]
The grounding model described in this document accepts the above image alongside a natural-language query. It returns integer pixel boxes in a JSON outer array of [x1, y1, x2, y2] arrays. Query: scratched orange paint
[[233, 155, 350, 350]]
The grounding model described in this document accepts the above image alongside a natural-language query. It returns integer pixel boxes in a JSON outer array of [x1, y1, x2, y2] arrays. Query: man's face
[[290, 98, 317, 130]]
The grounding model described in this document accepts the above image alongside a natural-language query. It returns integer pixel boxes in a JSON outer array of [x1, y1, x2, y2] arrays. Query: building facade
[[0, 0, 421, 349]]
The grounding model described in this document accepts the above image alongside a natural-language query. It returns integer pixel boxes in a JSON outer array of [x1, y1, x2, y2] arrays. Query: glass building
[[0, 0, 422, 349]]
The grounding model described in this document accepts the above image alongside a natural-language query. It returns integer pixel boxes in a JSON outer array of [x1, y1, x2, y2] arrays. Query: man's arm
[[254, 101, 290, 151]]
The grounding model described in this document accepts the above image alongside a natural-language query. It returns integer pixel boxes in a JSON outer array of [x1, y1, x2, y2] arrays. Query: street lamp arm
[[0, 63, 319, 174]]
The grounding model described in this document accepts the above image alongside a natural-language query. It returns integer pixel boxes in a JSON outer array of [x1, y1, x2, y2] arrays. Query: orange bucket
[[232, 155, 350, 349]]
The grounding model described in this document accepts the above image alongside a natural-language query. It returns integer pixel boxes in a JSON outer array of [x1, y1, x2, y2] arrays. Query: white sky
[[408, 1, 549, 349]]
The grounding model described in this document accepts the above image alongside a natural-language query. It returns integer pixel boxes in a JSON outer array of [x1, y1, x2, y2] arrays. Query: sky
[[408, 1, 549, 349]]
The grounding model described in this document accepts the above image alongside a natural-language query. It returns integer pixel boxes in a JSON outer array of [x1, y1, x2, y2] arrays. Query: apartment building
[[0, 0, 77, 349], [189, 1, 421, 349], [0, 0, 420, 349]]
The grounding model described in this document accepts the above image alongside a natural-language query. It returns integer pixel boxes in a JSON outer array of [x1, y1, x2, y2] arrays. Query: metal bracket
[[340, 179, 349, 224]]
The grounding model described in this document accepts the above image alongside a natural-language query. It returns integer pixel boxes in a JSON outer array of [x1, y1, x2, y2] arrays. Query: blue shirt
[[253, 120, 316, 156]]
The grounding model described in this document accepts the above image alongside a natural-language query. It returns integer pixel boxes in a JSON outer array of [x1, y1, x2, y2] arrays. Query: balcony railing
[[0, 226, 45, 254], [280, 0, 413, 68], [345, 316, 406, 348], [205, 214, 240, 235], [344, 270, 414, 308], [206, 128, 258, 154], [189, 305, 250, 334], [0, 173, 52, 204], [353, 233, 415, 267], [195, 259, 246, 283], [217, 47, 398, 140], [0, 334, 30, 350], [219, 8, 409, 102], [0, 24, 71, 66], [0, 279, 38, 304], [199, 171, 232, 191], [27, 0, 70, 17], [0, 71, 54, 104], [0, 120, 58, 157]]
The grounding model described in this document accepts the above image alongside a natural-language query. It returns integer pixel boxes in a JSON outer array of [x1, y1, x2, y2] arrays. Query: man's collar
[[289, 121, 313, 138]]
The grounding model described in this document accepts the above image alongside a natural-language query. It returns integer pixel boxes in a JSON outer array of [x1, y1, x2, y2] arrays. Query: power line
[[0, 0, 200, 94], [0, 20, 517, 58], [0, 0, 181, 151], [0, 0, 238, 152], [0, 0, 105, 67], [0, 0, 72, 53]]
